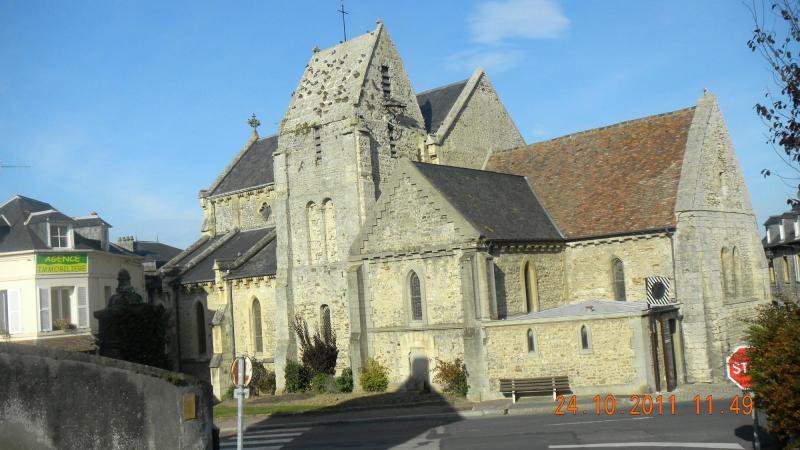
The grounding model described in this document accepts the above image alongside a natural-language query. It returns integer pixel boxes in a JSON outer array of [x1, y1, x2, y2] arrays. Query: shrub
[[250, 361, 276, 396], [224, 384, 235, 401], [360, 358, 389, 392], [433, 358, 469, 397], [336, 368, 354, 393], [293, 314, 338, 376], [746, 304, 800, 446], [52, 319, 76, 331], [311, 373, 335, 394], [285, 359, 310, 393]]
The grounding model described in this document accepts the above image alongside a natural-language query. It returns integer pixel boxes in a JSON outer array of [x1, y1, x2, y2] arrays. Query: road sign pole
[[749, 390, 761, 450], [237, 356, 244, 450]]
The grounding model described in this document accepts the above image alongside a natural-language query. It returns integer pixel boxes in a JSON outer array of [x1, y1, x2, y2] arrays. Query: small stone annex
[[153, 21, 770, 401]]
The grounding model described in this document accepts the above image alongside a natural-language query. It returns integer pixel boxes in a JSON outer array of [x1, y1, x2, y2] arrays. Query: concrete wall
[[0, 343, 212, 450]]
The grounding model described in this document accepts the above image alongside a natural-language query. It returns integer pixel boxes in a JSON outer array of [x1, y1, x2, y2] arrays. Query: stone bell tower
[[271, 21, 427, 390]]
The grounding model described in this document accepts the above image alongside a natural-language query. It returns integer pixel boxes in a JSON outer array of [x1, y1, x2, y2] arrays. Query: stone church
[[156, 22, 770, 400]]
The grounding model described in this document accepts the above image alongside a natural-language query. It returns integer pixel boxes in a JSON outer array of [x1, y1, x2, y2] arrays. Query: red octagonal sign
[[726, 345, 752, 390]]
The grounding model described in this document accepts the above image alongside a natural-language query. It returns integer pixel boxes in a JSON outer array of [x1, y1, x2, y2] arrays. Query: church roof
[[416, 79, 468, 135], [177, 228, 275, 283], [486, 107, 696, 239], [412, 162, 563, 242], [227, 235, 277, 280], [209, 135, 278, 197]]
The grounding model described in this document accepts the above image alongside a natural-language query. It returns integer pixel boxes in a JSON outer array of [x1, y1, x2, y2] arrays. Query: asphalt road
[[223, 400, 780, 449]]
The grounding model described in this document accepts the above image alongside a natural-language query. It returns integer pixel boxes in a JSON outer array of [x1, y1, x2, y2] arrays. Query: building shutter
[[8, 289, 21, 334], [39, 288, 51, 331], [77, 286, 88, 328]]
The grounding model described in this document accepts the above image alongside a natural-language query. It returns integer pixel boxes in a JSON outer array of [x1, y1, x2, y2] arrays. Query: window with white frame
[[49, 223, 70, 248], [51, 287, 73, 324], [39, 286, 87, 331]]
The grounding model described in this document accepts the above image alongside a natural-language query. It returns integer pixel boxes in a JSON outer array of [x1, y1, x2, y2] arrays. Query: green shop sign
[[36, 254, 88, 273]]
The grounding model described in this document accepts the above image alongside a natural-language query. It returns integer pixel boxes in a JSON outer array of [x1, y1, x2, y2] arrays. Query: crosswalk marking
[[220, 425, 311, 449]]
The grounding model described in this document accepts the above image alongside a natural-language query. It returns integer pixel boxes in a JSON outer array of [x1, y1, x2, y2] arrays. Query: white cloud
[[446, 48, 524, 73], [445, 0, 569, 73], [468, 0, 569, 44]]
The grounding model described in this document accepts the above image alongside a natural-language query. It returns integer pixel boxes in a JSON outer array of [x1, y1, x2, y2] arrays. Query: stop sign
[[726, 345, 752, 390]]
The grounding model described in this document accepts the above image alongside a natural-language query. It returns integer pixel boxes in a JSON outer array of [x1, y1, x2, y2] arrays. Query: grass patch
[[213, 404, 322, 418]]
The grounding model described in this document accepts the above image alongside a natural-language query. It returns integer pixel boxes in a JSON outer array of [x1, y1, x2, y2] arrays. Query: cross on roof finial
[[248, 113, 261, 134]]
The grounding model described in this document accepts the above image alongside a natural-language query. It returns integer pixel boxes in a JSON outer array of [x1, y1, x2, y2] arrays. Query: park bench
[[499, 375, 570, 403]]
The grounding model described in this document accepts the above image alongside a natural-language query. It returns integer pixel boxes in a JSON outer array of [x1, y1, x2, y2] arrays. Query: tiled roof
[[0, 196, 63, 252], [210, 135, 278, 196], [416, 79, 468, 134], [413, 162, 562, 242], [486, 107, 696, 239], [227, 235, 277, 279]]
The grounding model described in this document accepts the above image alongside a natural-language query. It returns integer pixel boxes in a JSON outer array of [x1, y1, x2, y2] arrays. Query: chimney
[[116, 235, 136, 252]]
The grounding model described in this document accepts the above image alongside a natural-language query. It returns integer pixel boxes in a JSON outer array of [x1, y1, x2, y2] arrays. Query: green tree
[[746, 304, 800, 446]]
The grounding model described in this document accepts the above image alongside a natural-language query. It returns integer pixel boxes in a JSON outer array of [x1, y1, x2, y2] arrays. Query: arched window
[[320, 304, 332, 342], [612, 258, 626, 301], [721, 247, 733, 296], [195, 302, 206, 356], [580, 325, 591, 351], [252, 298, 263, 353], [732, 247, 741, 297], [783, 255, 791, 283], [322, 199, 337, 261], [523, 262, 539, 313], [527, 329, 535, 353], [410, 271, 423, 321], [307, 202, 321, 264]]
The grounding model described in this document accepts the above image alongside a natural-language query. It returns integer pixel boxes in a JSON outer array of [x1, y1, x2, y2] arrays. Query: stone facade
[[161, 23, 769, 402]]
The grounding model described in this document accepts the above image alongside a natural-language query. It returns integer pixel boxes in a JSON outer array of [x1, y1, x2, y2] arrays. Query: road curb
[[217, 409, 506, 434]]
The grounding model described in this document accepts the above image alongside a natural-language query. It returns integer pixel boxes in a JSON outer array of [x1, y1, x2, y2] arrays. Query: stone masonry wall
[[673, 93, 770, 382], [491, 249, 565, 316], [565, 234, 675, 303], [204, 187, 274, 235], [364, 252, 465, 329], [437, 74, 524, 169], [483, 316, 646, 393]]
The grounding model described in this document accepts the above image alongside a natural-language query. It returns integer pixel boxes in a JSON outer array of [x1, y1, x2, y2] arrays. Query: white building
[[0, 195, 145, 351]]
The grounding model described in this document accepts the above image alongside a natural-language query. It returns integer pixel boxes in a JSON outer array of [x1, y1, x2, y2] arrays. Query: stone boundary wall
[[0, 343, 213, 450]]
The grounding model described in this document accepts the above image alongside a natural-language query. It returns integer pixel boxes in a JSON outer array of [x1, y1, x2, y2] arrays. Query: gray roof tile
[[210, 135, 278, 196], [416, 80, 468, 134], [412, 162, 562, 242], [181, 228, 273, 283]]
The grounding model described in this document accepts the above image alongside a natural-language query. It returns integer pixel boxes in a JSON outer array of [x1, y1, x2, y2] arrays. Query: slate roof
[[227, 236, 277, 280], [180, 228, 274, 283], [506, 300, 649, 321], [0, 196, 58, 252], [412, 162, 562, 242], [126, 241, 183, 269], [416, 79, 468, 134], [486, 107, 696, 239], [210, 135, 278, 197]]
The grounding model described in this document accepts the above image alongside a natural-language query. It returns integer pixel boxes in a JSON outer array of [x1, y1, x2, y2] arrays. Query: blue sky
[[0, 0, 793, 248]]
